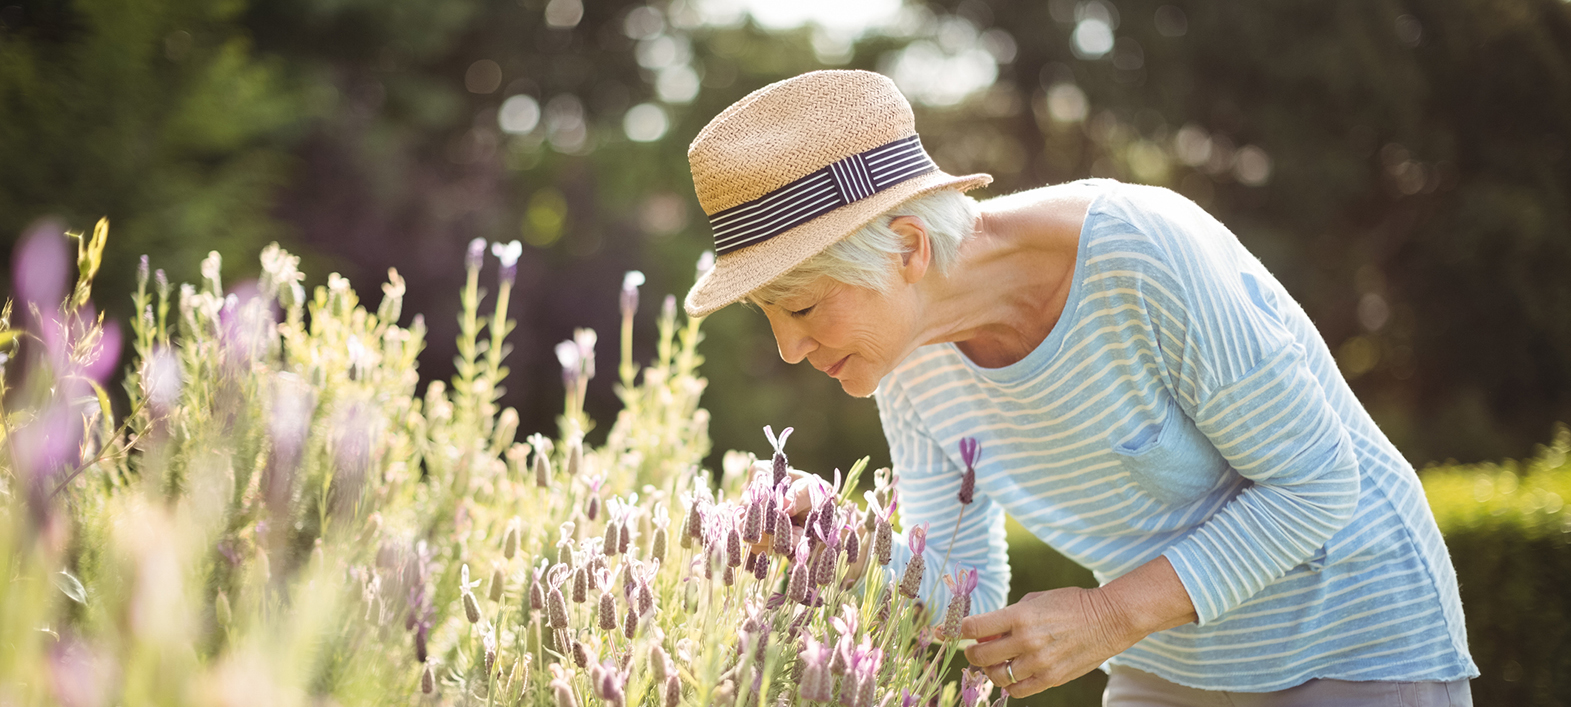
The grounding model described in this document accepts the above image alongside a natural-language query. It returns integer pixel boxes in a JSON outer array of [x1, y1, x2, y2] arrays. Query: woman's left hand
[[960, 556, 1197, 698], [959, 586, 1142, 698]]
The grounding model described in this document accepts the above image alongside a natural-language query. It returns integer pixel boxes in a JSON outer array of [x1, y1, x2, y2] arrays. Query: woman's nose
[[768, 315, 817, 365]]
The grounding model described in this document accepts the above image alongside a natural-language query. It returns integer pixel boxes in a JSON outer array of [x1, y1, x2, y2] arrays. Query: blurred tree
[[0, 0, 311, 306]]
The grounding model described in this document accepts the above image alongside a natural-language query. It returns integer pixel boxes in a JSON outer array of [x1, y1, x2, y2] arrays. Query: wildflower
[[764, 425, 793, 487], [843, 526, 860, 568], [529, 434, 554, 488], [958, 437, 981, 505], [941, 567, 980, 639], [743, 489, 765, 545], [650, 644, 672, 683], [492, 239, 523, 284], [959, 667, 994, 707], [573, 566, 588, 604], [652, 522, 668, 563], [463, 591, 482, 624], [664, 675, 682, 707], [573, 639, 590, 668], [603, 516, 620, 556], [753, 553, 770, 580], [421, 661, 435, 694], [798, 634, 833, 702], [567, 439, 584, 478], [549, 663, 578, 707], [619, 517, 631, 555], [773, 507, 794, 556], [900, 523, 930, 598], [727, 520, 743, 568], [814, 532, 840, 587], [466, 237, 487, 271], [874, 500, 898, 567], [624, 602, 639, 639], [638, 579, 654, 615], [548, 565, 571, 629], [599, 590, 618, 631], [489, 565, 506, 602], [530, 560, 548, 611], [787, 541, 811, 604], [620, 270, 645, 320], [503, 519, 521, 560]]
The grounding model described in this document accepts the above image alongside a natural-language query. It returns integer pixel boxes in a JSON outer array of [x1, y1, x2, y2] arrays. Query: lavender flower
[[466, 237, 486, 271], [726, 521, 743, 568], [664, 675, 681, 707], [773, 507, 794, 556], [603, 517, 620, 556], [421, 661, 435, 694], [764, 425, 793, 487], [489, 565, 505, 602], [492, 240, 523, 284], [753, 553, 770, 580], [503, 520, 520, 560], [599, 590, 618, 631], [548, 565, 571, 629], [942, 567, 980, 639], [958, 437, 981, 506], [652, 522, 669, 563], [573, 566, 588, 604], [742, 490, 765, 545], [900, 523, 930, 598], [959, 667, 994, 707], [787, 541, 811, 604], [798, 634, 833, 702], [620, 270, 644, 320]]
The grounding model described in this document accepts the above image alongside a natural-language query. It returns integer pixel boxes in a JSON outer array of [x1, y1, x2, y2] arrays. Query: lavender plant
[[0, 222, 999, 706]]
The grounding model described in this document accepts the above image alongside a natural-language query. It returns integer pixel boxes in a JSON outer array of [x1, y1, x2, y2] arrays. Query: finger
[[1000, 670, 1056, 699], [963, 632, 1022, 668], [960, 607, 1015, 641]]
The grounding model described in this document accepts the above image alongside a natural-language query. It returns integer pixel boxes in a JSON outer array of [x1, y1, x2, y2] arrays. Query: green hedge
[[996, 425, 1571, 706]]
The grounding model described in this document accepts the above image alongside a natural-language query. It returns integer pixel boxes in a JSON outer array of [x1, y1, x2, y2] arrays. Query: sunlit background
[[2, 0, 1569, 699]]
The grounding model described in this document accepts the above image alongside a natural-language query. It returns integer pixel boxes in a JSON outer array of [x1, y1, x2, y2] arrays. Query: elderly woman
[[684, 71, 1478, 705]]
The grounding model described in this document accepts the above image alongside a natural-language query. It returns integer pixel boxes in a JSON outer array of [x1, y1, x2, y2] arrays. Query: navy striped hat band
[[707, 134, 939, 255]]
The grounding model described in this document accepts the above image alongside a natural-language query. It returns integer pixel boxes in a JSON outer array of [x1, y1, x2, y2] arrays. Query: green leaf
[[54, 570, 87, 604]]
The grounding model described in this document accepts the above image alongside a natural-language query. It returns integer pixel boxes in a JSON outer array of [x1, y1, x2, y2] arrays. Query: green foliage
[[1422, 426, 1571, 706], [0, 227, 989, 706], [0, 0, 309, 305]]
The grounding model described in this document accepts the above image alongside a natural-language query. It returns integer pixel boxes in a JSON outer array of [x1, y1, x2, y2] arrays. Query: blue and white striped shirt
[[879, 180, 1478, 691]]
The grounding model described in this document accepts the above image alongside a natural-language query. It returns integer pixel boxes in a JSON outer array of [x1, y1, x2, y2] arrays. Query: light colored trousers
[[1104, 666, 1474, 707]]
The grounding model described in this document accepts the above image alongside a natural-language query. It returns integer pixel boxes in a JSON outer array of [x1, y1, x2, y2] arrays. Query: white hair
[[751, 188, 980, 304]]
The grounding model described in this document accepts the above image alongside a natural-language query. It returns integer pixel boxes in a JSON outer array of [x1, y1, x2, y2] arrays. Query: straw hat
[[683, 70, 992, 317]]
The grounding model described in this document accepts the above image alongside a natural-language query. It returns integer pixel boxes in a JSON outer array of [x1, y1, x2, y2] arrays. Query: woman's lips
[[826, 355, 850, 377]]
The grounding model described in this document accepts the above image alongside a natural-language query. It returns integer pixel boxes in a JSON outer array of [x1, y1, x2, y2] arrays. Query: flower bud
[[489, 566, 506, 602], [573, 639, 589, 668], [773, 510, 793, 556], [753, 554, 770, 581], [723, 565, 735, 587], [422, 662, 435, 694], [587, 495, 601, 522], [664, 675, 681, 707], [619, 522, 631, 555], [813, 545, 838, 587], [599, 591, 618, 631], [603, 518, 620, 556], [548, 587, 569, 629], [899, 555, 924, 598], [503, 523, 520, 560], [650, 645, 671, 683], [638, 581, 654, 615], [743, 496, 765, 545], [463, 591, 482, 623], [624, 603, 639, 639], [573, 567, 588, 604], [466, 238, 486, 271], [530, 576, 546, 612], [534, 452, 552, 488], [726, 524, 743, 568], [875, 520, 892, 566], [651, 526, 668, 563], [844, 528, 860, 568], [787, 562, 809, 604], [566, 440, 582, 477]]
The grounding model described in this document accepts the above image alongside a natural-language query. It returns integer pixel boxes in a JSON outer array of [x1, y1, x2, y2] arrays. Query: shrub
[[1422, 426, 1571, 706], [0, 224, 995, 706]]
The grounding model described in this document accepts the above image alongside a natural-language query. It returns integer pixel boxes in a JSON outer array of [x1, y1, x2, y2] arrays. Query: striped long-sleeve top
[[878, 179, 1478, 691]]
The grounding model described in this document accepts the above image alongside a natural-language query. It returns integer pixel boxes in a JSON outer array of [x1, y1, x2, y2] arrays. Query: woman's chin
[[836, 373, 880, 399]]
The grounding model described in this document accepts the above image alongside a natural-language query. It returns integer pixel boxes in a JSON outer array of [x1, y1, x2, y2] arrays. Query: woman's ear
[[889, 215, 932, 285]]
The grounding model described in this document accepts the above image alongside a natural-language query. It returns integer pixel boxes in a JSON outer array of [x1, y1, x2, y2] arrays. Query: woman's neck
[[915, 188, 1091, 368]]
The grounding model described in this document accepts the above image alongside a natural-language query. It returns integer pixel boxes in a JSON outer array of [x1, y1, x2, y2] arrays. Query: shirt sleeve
[[876, 374, 1011, 622], [1120, 186, 1361, 625]]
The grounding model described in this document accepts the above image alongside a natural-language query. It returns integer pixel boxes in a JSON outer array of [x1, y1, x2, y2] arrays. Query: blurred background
[[1, 0, 1568, 700]]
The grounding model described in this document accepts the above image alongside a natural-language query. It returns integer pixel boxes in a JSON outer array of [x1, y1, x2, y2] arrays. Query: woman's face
[[758, 275, 919, 398]]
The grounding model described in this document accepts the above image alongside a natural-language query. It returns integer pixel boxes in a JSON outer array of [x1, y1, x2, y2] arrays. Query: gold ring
[[1006, 659, 1018, 684]]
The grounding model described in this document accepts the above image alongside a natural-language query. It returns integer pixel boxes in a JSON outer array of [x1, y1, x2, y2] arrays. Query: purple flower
[[960, 667, 994, 707], [958, 437, 981, 505], [908, 522, 930, 555], [764, 425, 793, 487], [798, 634, 833, 702]]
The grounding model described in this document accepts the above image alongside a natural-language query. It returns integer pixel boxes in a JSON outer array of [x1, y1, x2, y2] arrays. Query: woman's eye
[[789, 305, 815, 318]]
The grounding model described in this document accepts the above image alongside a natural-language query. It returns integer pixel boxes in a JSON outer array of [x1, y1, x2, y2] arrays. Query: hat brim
[[684, 170, 992, 318]]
